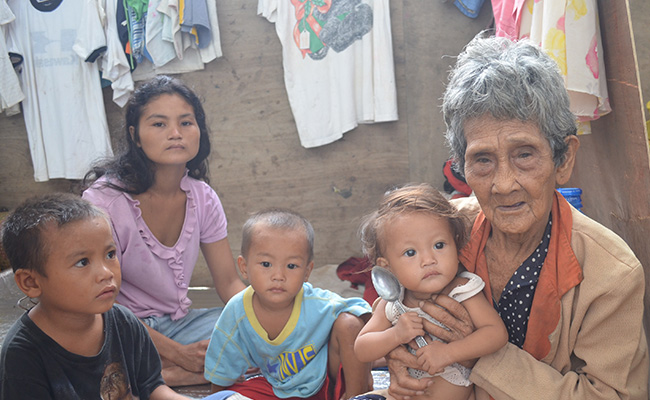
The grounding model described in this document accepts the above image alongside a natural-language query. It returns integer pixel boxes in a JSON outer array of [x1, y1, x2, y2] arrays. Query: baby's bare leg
[[328, 313, 373, 399], [411, 377, 473, 400]]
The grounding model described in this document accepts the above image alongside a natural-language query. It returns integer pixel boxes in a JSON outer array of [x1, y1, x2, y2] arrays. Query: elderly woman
[[355, 35, 649, 400]]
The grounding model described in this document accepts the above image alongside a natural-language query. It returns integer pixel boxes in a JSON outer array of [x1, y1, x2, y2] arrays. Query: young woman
[[83, 75, 246, 387]]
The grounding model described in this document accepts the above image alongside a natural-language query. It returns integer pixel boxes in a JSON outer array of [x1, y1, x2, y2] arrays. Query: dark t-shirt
[[0, 304, 164, 399]]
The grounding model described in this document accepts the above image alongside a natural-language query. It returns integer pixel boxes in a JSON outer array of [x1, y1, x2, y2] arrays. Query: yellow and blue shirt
[[204, 283, 370, 398]]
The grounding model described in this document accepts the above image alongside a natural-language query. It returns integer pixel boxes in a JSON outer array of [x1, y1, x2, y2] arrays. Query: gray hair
[[241, 208, 315, 262], [442, 34, 577, 175]]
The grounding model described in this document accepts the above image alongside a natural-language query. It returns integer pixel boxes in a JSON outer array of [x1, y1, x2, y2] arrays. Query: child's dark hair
[[1, 193, 108, 276], [241, 208, 315, 262], [83, 75, 211, 194], [359, 183, 468, 263]]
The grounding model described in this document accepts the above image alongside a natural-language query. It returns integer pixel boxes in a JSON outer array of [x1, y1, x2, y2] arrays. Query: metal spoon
[[371, 266, 428, 348]]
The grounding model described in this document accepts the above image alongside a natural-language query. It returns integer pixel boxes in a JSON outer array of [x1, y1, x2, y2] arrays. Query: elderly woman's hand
[[420, 294, 475, 343], [385, 344, 432, 399]]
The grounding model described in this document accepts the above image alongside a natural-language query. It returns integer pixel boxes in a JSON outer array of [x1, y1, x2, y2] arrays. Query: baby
[[354, 184, 508, 400]]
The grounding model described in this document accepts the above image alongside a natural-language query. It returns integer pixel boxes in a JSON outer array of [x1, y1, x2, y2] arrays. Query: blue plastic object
[[454, 0, 486, 18], [201, 391, 237, 400], [557, 188, 583, 211]]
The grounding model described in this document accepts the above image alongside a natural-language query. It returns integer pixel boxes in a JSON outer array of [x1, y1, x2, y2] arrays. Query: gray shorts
[[142, 307, 223, 345]]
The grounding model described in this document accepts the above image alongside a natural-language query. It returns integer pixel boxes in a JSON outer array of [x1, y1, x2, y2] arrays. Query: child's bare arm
[[416, 289, 508, 374], [354, 300, 425, 362], [149, 384, 191, 399]]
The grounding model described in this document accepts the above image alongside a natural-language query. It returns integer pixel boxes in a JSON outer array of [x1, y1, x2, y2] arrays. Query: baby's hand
[[416, 341, 454, 375], [392, 312, 425, 345]]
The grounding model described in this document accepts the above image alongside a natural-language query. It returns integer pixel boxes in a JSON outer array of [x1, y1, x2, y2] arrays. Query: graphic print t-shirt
[[0, 305, 164, 399]]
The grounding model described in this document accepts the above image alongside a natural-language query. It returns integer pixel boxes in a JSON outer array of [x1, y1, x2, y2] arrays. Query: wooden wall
[[631, 0, 650, 122], [567, 0, 650, 351], [1, 0, 650, 384], [1, 1, 649, 311], [0, 1, 493, 285]]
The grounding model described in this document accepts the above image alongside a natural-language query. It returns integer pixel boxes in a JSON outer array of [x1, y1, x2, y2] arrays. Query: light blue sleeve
[[305, 283, 372, 317], [340, 295, 373, 317], [204, 296, 251, 387]]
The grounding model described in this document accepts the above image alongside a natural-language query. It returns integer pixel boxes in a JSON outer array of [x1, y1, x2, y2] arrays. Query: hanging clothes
[[6, 0, 113, 181], [258, 0, 399, 148], [124, 0, 147, 20], [180, 0, 212, 49], [131, 0, 222, 81], [491, 0, 527, 38], [145, 0, 178, 67], [197, 0, 223, 64], [125, 2, 148, 63], [96, 0, 134, 107], [493, 0, 610, 135], [0, 0, 23, 115], [130, 40, 205, 81], [158, 0, 184, 59]]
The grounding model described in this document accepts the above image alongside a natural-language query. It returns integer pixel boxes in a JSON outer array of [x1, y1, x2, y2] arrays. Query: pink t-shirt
[[82, 172, 228, 320], [491, 0, 527, 39]]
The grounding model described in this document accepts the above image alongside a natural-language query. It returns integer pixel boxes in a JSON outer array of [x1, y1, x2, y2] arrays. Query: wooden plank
[[185, 0, 410, 284], [0, 0, 410, 286], [629, 0, 650, 123], [0, 113, 73, 206], [3, 0, 649, 303], [568, 0, 650, 354], [403, 0, 495, 185]]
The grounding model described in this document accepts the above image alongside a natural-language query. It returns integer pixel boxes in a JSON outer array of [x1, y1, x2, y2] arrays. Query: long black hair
[[84, 75, 211, 194]]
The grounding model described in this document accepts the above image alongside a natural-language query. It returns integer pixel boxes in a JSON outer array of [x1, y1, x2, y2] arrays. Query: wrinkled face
[[377, 212, 459, 303], [37, 217, 121, 317], [463, 116, 560, 239], [132, 93, 200, 168], [238, 226, 313, 311]]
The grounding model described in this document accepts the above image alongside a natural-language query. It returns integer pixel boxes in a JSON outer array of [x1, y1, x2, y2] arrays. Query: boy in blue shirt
[[0, 193, 191, 399], [204, 208, 373, 399]]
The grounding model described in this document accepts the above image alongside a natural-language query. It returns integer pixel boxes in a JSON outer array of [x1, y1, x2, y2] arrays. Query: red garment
[[227, 364, 344, 400], [443, 160, 472, 198], [458, 191, 583, 361], [336, 257, 378, 305], [491, 0, 527, 39]]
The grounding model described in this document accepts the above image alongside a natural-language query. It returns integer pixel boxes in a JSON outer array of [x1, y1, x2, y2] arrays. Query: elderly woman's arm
[[470, 262, 647, 400]]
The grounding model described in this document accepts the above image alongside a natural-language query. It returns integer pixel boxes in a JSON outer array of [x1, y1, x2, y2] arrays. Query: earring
[[16, 295, 38, 311]]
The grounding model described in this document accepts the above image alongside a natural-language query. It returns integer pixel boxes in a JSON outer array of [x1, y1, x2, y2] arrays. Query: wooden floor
[[174, 384, 212, 399]]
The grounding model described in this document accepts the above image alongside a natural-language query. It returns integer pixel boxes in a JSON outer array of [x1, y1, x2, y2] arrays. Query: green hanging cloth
[[124, 0, 148, 21]]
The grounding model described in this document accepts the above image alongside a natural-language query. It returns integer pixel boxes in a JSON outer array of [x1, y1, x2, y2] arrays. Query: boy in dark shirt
[[0, 193, 190, 399]]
